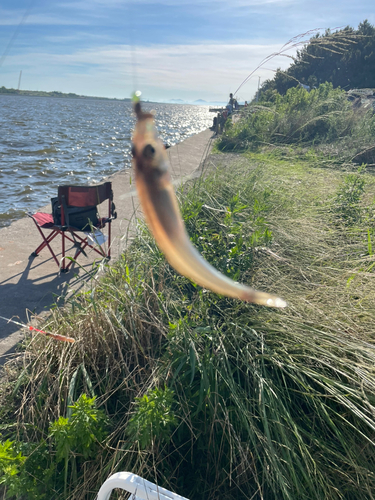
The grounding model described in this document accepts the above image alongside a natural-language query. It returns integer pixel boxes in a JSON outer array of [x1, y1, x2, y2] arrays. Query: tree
[[261, 20, 375, 95]]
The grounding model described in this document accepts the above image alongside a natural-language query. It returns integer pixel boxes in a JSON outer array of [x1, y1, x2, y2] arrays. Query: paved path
[[0, 129, 214, 363]]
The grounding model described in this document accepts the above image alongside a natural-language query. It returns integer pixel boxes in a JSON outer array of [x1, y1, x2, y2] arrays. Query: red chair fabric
[[32, 212, 55, 228], [28, 182, 116, 272]]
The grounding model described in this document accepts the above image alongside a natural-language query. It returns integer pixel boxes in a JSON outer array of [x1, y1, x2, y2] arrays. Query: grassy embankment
[[1, 83, 375, 499]]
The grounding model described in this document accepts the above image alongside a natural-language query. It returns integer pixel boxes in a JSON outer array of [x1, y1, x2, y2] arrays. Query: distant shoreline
[[0, 86, 131, 102], [0, 87, 226, 105]]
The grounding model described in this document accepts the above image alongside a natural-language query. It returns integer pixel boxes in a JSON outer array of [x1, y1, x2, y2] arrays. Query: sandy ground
[[0, 129, 214, 364]]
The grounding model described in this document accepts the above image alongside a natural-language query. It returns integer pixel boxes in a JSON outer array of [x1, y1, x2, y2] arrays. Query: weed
[[48, 394, 107, 496], [332, 169, 366, 224], [127, 387, 177, 449], [0, 394, 107, 499], [0, 439, 26, 490]]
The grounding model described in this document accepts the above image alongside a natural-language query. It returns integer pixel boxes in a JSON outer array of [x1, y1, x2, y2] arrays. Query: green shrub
[[0, 395, 107, 499], [218, 83, 356, 151], [127, 387, 177, 449], [0, 439, 26, 494], [49, 394, 108, 497], [332, 169, 366, 224]]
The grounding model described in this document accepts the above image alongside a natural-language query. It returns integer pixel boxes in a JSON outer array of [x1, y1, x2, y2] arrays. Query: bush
[[0, 395, 107, 499], [332, 169, 366, 224], [218, 83, 361, 151]]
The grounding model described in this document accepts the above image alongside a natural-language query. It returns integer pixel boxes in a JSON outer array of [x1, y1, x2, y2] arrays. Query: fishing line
[[232, 28, 323, 97], [0, 315, 75, 343], [127, 1, 139, 96], [0, 0, 36, 70]]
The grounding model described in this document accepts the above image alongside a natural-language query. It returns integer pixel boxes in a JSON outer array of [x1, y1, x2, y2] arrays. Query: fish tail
[[241, 289, 287, 308]]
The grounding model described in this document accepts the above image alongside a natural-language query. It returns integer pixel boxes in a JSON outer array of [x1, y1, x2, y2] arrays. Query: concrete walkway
[[0, 129, 215, 363]]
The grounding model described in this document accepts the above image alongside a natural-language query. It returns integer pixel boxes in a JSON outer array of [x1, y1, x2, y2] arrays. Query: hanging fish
[[131, 100, 286, 308]]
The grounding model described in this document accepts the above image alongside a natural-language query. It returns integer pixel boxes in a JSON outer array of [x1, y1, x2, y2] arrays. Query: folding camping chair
[[28, 182, 117, 273], [96, 472, 189, 500]]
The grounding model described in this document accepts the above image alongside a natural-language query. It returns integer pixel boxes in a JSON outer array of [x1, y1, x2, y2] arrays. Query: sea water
[[0, 95, 212, 227]]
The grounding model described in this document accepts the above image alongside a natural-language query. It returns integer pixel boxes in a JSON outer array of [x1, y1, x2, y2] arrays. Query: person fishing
[[227, 93, 235, 114]]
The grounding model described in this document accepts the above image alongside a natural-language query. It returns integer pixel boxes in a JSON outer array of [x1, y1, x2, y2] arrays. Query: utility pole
[[17, 70, 22, 91], [256, 76, 261, 102]]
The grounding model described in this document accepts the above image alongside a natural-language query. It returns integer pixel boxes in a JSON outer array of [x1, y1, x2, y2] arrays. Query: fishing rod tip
[[132, 90, 143, 117]]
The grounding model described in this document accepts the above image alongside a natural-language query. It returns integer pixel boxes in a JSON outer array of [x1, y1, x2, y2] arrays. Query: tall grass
[[218, 83, 375, 164], [2, 154, 375, 499]]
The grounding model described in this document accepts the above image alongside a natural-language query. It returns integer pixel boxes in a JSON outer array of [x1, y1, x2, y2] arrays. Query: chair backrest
[[58, 182, 112, 208]]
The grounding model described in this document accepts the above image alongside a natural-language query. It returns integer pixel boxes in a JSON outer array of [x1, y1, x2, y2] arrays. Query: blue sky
[[0, 0, 373, 102]]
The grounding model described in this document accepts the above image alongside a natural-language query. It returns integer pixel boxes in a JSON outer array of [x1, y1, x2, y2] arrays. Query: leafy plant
[[0, 439, 26, 491], [332, 169, 366, 224], [127, 387, 177, 449], [49, 394, 108, 497]]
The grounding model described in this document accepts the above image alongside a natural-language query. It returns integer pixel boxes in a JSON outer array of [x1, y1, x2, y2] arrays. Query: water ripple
[[0, 96, 212, 227]]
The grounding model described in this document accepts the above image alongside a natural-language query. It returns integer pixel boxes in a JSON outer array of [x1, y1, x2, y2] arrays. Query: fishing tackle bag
[[51, 197, 99, 230]]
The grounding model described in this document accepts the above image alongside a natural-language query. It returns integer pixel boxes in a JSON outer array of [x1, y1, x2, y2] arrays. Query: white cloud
[[0, 8, 90, 26], [1, 41, 295, 100], [62, 0, 292, 6], [0, 8, 26, 26], [0, 0, 296, 27]]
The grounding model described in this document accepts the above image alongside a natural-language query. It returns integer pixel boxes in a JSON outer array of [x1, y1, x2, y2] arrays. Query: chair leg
[[60, 232, 106, 271], [31, 222, 110, 273], [61, 230, 67, 272], [108, 221, 111, 259], [31, 223, 61, 267], [33, 229, 59, 255], [64, 239, 89, 271]]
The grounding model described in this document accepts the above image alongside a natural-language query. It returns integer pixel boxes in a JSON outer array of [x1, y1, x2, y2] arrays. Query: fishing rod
[[0, 0, 36, 70], [0, 315, 75, 343]]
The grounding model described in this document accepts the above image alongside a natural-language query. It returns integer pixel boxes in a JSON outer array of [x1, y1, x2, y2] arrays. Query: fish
[[131, 101, 286, 308]]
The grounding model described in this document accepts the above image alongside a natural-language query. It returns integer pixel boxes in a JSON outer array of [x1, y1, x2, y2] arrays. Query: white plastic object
[[96, 472, 189, 500], [85, 230, 107, 246]]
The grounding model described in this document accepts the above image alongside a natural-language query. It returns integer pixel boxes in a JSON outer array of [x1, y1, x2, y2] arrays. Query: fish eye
[[142, 144, 155, 159]]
